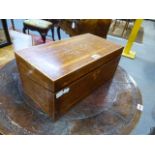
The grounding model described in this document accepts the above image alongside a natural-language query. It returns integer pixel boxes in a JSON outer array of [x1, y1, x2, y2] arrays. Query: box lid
[[15, 33, 123, 92]]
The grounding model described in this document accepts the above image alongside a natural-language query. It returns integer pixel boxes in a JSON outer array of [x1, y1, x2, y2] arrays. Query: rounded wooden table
[[0, 60, 142, 134]]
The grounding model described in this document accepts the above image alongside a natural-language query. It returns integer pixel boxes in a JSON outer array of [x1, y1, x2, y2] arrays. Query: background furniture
[[46, 19, 61, 40], [59, 19, 112, 39], [23, 19, 54, 42], [10, 19, 15, 30], [48, 19, 112, 40], [112, 19, 135, 37], [0, 19, 11, 48]]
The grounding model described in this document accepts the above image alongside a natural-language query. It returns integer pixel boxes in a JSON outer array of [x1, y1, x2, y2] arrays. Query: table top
[[0, 60, 142, 135]]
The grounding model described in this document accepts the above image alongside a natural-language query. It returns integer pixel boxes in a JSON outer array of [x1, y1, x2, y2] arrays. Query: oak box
[[15, 33, 123, 121]]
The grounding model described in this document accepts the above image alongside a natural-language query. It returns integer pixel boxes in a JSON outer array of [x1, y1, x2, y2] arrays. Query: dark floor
[[6, 19, 155, 135]]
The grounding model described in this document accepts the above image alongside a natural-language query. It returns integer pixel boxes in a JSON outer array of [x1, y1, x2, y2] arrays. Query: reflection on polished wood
[[0, 60, 142, 135]]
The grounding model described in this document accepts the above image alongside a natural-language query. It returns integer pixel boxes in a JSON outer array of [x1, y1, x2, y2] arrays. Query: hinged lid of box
[[15, 33, 123, 92]]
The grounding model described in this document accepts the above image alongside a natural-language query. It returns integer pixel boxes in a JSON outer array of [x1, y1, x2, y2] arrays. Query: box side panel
[[15, 54, 54, 118], [54, 56, 121, 120], [20, 75, 54, 115], [15, 54, 54, 91]]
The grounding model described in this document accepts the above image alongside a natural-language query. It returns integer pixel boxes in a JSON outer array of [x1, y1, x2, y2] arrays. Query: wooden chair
[[23, 19, 55, 42], [112, 19, 135, 37]]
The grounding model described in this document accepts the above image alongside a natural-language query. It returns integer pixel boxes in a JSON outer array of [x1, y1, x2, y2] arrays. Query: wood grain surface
[[15, 33, 123, 120]]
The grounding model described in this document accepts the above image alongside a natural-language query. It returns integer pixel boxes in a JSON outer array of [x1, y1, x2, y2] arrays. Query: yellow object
[[122, 19, 143, 59]]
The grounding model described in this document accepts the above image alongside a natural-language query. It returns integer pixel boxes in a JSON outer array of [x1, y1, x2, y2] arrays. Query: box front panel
[[54, 56, 121, 119]]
